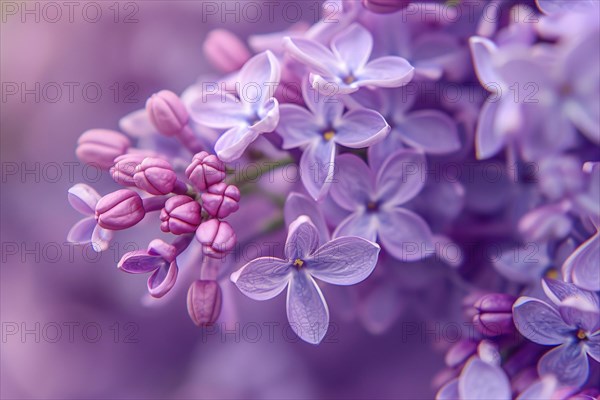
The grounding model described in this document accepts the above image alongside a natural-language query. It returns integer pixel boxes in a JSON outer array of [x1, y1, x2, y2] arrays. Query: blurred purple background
[[1, 2, 446, 398]]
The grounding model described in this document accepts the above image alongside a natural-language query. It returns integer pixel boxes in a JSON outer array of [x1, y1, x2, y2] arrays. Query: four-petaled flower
[[276, 80, 389, 200], [330, 150, 434, 261], [284, 23, 414, 94], [189, 51, 281, 162], [231, 215, 380, 344], [513, 279, 600, 388]]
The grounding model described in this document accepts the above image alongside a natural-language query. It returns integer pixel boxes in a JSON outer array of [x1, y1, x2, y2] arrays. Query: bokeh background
[[1, 1, 450, 398]]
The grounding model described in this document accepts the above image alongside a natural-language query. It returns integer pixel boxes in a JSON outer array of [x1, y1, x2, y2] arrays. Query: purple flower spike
[[201, 182, 241, 219], [473, 294, 517, 337], [330, 150, 434, 261], [513, 281, 600, 388], [76, 129, 130, 169], [95, 189, 145, 230], [146, 90, 189, 137], [118, 239, 178, 298], [284, 23, 414, 94], [185, 151, 227, 191], [203, 29, 251, 73], [231, 215, 380, 344], [189, 51, 281, 162], [160, 195, 201, 235], [195, 219, 237, 258], [134, 157, 177, 195], [67, 184, 113, 252], [110, 153, 145, 186], [277, 80, 389, 200], [187, 280, 222, 326]]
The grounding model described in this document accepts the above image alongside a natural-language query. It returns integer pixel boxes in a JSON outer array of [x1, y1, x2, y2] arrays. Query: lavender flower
[[276, 80, 389, 200], [67, 184, 113, 252], [513, 279, 600, 388], [231, 215, 380, 344], [189, 51, 281, 162], [330, 150, 434, 261], [284, 23, 414, 94]]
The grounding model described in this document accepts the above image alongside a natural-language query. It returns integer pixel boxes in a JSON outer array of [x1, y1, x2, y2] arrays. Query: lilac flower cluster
[[66, 0, 599, 396]]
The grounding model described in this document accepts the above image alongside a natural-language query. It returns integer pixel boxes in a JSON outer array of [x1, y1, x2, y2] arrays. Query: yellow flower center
[[323, 130, 335, 141], [293, 258, 304, 268], [577, 329, 587, 340], [343, 74, 356, 85], [545, 269, 559, 280]]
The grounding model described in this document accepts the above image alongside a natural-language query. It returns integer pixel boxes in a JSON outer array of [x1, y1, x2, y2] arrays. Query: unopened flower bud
[[185, 151, 226, 191], [362, 0, 411, 14], [95, 189, 145, 230], [201, 182, 241, 219], [195, 219, 236, 257], [146, 90, 189, 137], [160, 195, 201, 235], [203, 29, 251, 73], [110, 153, 145, 186], [187, 280, 222, 326], [134, 157, 177, 195], [76, 129, 130, 169], [473, 293, 516, 337]]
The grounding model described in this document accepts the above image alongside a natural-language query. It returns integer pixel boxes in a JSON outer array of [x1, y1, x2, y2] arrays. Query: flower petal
[[277, 104, 320, 149], [285, 215, 320, 260], [300, 139, 336, 201], [469, 36, 502, 89], [283, 36, 342, 77], [189, 92, 247, 129], [586, 333, 600, 362], [287, 269, 329, 344], [66, 217, 96, 244], [214, 126, 260, 163], [356, 56, 414, 88], [68, 184, 100, 216], [118, 251, 166, 274], [399, 110, 460, 154], [376, 149, 426, 206], [559, 296, 600, 333], [333, 211, 379, 242], [459, 358, 511, 400], [333, 108, 390, 148], [284, 192, 330, 244], [512, 297, 572, 345], [90, 225, 113, 252], [147, 261, 178, 298], [563, 233, 600, 292], [330, 153, 375, 211], [230, 257, 292, 300], [237, 51, 280, 106], [436, 379, 459, 400], [331, 23, 372, 71], [377, 209, 434, 261], [307, 236, 380, 285], [538, 343, 589, 388], [542, 278, 599, 308], [476, 99, 506, 160]]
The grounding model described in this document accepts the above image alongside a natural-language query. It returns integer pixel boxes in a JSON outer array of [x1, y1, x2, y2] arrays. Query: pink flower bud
[[203, 29, 251, 73], [134, 157, 177, 195], [195, 219, 236, 257], [146, 90, 189, 137], [201, 183, 240, 219], [160, 195, 201, 235], [187, 280, 222, 326], [185, 151, 226, 191], [95, 189, 145, 230], [362, 0, 411, 13], [110, 153, 145, 186], [76, 129, 130, 169]]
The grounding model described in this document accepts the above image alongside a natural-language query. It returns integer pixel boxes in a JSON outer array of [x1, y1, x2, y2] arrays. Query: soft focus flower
[[513, 279, 600, 387], [189, 51, 281, 162], [203, 29, 251, 73], [76, 129, 130, 169], [231, 215, 380, 344], [362, 0, 410, 14], [187, 280, 223, 326], [284, 23, 414, 94], [146, 90, 190, 137], [330, 150, 434, 261], [277, 80, 389, 199], [473, 293, 517, 337]]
